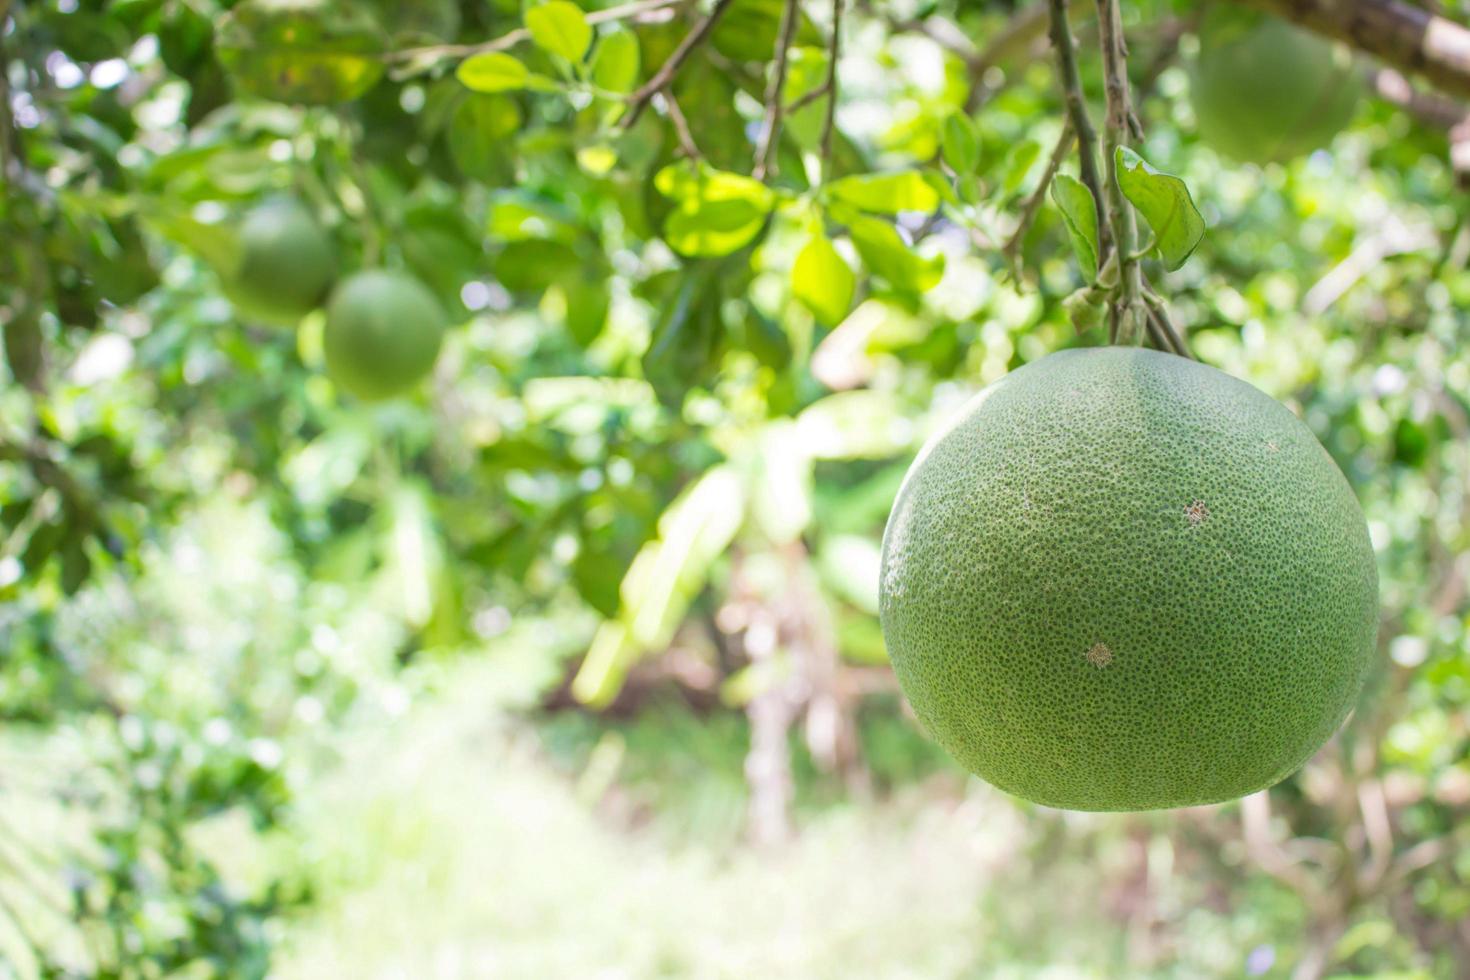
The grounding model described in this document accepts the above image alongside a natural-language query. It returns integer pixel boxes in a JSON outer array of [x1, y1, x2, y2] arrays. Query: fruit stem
[[1094, 0, 1145, 345]]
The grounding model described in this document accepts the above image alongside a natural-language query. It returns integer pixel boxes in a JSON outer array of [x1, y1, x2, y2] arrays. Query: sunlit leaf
[[1115, 146, 1206, 271], [654, 160, 775, 257], [827, 171, 941, 215], [792, 233, 855, 326], [590, 28, 640, 94], [525, 1, 592, 63], [845, 215, 944, 294], [457, 51, 531, 92], [941, 111, 981, 175]]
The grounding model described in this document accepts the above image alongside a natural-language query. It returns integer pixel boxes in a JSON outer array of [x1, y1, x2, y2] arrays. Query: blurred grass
[[247, 659, 1289, 980]]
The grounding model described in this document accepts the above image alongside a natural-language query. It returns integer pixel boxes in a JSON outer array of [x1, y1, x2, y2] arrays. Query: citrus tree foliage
[[1, 0, 1468, 974]]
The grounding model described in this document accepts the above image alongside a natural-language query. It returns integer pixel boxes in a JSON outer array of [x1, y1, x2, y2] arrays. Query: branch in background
[[753, 0, 801, 180], [1369, 67, 1470, 186], [820, 0, 843, 166], [963, 4, 1051, 112], [661, 89, 703, 162], [1237, 0, 1470, 102], [624, 0, 738, 127], [1095, 0, 1145, 343], [1002, 121, 1075, 275], [1046, 0, 1110, 258]]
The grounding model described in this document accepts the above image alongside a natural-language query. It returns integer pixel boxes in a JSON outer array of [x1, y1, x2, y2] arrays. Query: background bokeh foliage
[[1, 0, 1469, 976]]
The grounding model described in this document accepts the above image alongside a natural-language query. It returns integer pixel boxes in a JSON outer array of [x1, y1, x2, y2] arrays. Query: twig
[[1095, 0, 1144, 344], [1142, 282, 1192, 357], [1368, 67, 1470, 185], [661, 89, 702, 161], [965, 4, 1052, 112], [624, 0, 738, 127], [753, 0, 801, 180], [786, 81, 830, 114], [388, 0, 682, 62], [1046, 0, 1110, 257], [820, 0, 843, 165], [1002, 122, 1075, 274]]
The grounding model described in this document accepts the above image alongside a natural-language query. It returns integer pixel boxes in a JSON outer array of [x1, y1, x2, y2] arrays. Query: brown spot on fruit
[[1085, 643, 1113, 668], [1184, 500, 1210, 526]]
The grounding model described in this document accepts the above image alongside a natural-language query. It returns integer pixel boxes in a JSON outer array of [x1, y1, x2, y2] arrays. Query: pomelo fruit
[[1190, 11, 1361, 164], [226, 197, 335, 327], [879, 348, 1378, 811], [323, 270, 446, 401]]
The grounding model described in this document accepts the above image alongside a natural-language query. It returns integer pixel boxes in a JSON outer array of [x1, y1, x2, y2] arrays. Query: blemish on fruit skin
[[1184, 500, 1209, 526], [1085, 643, 1113, 668]]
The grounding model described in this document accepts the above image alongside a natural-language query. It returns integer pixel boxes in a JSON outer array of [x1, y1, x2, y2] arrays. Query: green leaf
[[941, 111, 981, 175], [792, 233, 855, 325], [654, 160, 775, 258], [1002, 138, 1041, 193], [589, 28, 640, 94], [457, 52, 531, 92], [846, 215, 944, 294], [1115, 146, 1206, 272], [1051, 174, 1099, 278], [827, 171, 941, 215], [525, 1, 592, 63], [215, 1, 386, 104]]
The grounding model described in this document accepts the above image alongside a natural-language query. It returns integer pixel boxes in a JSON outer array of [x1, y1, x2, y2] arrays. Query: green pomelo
[[323, 270, 446, 401], [879, 348, 1378, 811], [1190, 12, 1361, 164], [226, 196, 336, 327]]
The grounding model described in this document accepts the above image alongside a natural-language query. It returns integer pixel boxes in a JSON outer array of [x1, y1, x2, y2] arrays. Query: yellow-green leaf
[[457, 52, 530, 92], [589, 28, 639, 93], [827, 171, 941, 215], [792, 233, 855, 325], [525, 1, 592, 63], [654, 160, 775, 257]]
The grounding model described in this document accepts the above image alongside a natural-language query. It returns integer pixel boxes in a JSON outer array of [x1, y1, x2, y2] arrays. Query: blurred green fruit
[[1190, 12, 1361, 164], [216, 0, 387, 105], [226, 197, 335, 327], [323, 270, 447, 400]]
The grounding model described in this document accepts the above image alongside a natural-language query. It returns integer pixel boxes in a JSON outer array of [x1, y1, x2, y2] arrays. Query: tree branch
[[820, 0, 843, 166], [624, 0, 738, 127], [1002, 121, 1074, 275], [1096, 0, 1144, 344], [1237, 0, 1470, 102], [753, 0, 800, 180], [1047, 0, 1110, 257]]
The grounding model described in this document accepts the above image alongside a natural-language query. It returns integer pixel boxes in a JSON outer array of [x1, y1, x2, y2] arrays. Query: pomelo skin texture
[[227, 197, 335, 327], [1190, 11, 1361, 164], [879, 348, 1379, 811], [323, 270, 446, 401]]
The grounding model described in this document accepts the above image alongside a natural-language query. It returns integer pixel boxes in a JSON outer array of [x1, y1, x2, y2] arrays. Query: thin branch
[[661, 89, 703, 162], [1046, 0, 1110, 257], [1002, 122, 1075, 274], [624, 0, 738, 127], [1142, 281, 1192, 358], [820, 0, 843, 165], [786, 81, 830, 115], [387, 0, 682, 62], [965, 4, 1052, 112], [753, 0, 801, 180], [1095, 0, 1144, 344], [1238, 0, 1470, 103]]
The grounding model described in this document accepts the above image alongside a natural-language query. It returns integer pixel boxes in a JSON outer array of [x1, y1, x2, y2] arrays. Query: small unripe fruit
[[1190, 12, 1361, 164], [323, 270, 446, 401], [227, 197, 335, 327]]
